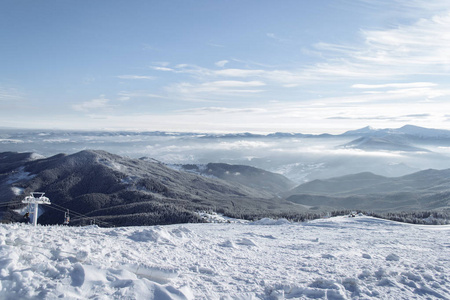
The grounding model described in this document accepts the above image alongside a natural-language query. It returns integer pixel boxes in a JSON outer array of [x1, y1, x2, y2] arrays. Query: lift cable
[[42, 203, 114, 227]]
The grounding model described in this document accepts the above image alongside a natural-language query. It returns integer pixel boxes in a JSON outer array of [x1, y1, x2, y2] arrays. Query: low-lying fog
[[2, 129, 450, 184]]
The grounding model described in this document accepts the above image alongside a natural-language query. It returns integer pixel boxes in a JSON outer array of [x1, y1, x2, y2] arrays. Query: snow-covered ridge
[[0, 216, 448, 299]]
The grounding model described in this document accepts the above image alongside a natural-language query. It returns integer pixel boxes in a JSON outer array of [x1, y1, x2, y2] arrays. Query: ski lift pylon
[[64, 209, 70, 225], [22, 192, 51, 226]]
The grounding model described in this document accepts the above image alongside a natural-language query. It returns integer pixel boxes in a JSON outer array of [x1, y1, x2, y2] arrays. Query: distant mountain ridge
[[338, 125, 450, 152], [2, 124, 450, 139], [286, 169, 450, 211], [341, 125, 450, 139], [339, 136, 430, 152]]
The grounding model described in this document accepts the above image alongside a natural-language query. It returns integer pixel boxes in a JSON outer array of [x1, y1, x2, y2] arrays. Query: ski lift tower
[[22, 192, 51, 226]]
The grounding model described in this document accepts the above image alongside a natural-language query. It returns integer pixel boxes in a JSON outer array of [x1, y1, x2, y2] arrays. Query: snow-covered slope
[[0, 216, 448, 299]]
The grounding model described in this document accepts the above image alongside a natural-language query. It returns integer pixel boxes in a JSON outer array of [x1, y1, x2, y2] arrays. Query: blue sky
[[1, 0, 450, 133]]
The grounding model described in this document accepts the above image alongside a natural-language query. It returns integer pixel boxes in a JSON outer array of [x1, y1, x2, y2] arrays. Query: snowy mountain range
[[2, 147, 450, 226], [341, 124, 450, 139], [1, 127, 450, 300], [2, 124, 450, 140], [2, 125, 450, 181], [0, 150, 305, 226], [339, 125, 450, 152], [286, 169, 450, 211], [339, 136, 430, 152]]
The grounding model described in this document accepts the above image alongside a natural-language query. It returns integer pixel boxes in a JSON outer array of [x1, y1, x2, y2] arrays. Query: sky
[[1, 0, 450, 134]]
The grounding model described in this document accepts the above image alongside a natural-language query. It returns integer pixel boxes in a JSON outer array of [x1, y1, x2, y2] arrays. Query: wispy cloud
[[312, 10, 450, 79], [164, 80, 266, 102], [117, 91, 166, 101], [214, 68, 265, 78], [117, 75, 155, 80], [140, 1, 450, 130], [352, 82, 437, 89], [203, 80, 265, 88], [152, 64, 306, 87], [72, 95, 113, 112], [156, 8, 450, 86], [0, 87, 23, 101], [177, 106, 268, 114], [150, 66, 174, 72], [215, 60, 229, 67], [327, 113, 431, 121], [266, 32, 289, 42]]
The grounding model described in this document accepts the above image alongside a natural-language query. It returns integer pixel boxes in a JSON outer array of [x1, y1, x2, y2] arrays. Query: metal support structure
[[64, 209, 70, 225], [22, 192, 51, 226]]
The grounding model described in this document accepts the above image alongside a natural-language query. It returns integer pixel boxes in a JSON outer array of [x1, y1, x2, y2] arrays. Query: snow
[[6, 167, 36, 184], [29, 153, 45, 160], [0, 216, 449, 299], [11, 186, 25, 196], [97, 157, 125, 171]]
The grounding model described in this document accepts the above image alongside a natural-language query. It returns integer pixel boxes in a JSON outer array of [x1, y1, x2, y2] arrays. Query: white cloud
[[177, 106, 268, 114], [266, 32, 289, 42], [352, 82, 437, 89], [215, 60, 229, 67], [151, 63, 306, 87], [118, 96, 131, 101], [117, 91, 165, 100], [165, 80, 266, 102], [312, 11, 450, 79], [214, 68, 265, 78], [142, 3, 450, 130], [117, 75, 155, 80], [150, 66, 174, 72], [203, 80, 265, 88], [0, 87, 22, 101], [360, 13, 450, 69], [72, 96, 112, 112]]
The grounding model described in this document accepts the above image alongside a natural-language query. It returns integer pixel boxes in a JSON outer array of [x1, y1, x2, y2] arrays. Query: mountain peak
[[341, 126, 379, 136], [399, 124, 423, 130]]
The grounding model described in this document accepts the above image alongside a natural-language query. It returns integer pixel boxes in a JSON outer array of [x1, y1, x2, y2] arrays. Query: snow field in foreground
[[0, 216, 449, 299]]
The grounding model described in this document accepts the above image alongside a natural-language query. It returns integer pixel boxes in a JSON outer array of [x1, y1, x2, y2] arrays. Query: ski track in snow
[[0, 216, 449, 299]]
